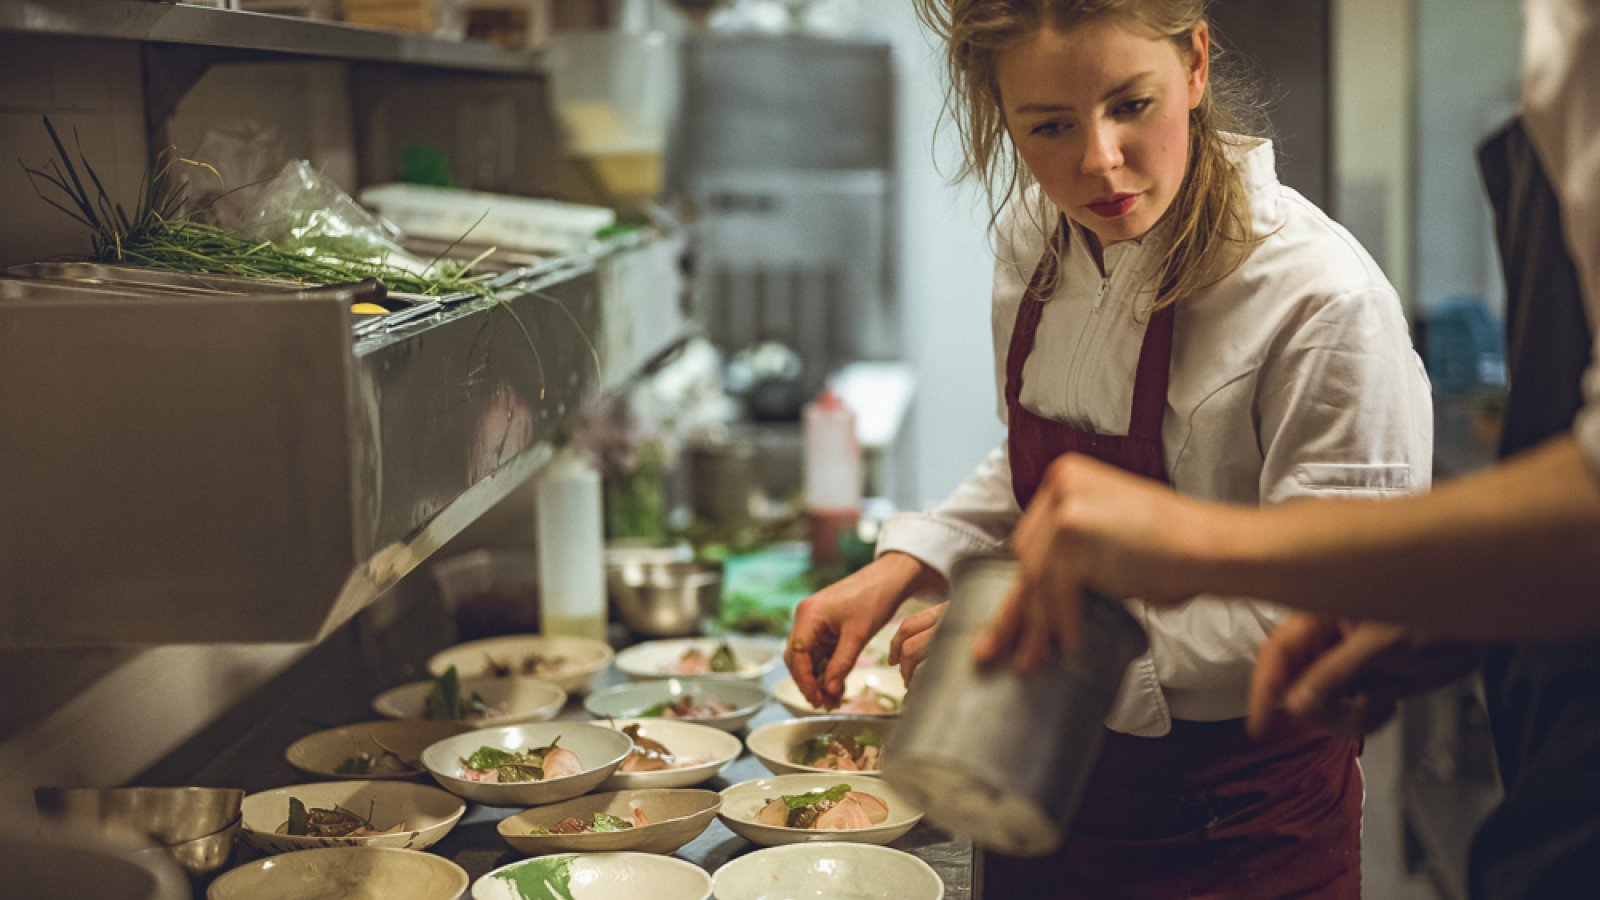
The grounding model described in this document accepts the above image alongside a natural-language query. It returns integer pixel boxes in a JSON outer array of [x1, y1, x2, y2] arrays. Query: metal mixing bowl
[[606, 542, 720, 638], [34, 786, 244, 876]]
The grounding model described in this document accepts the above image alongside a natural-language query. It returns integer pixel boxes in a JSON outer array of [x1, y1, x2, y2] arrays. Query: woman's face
[[996, 16, 1208, 250]]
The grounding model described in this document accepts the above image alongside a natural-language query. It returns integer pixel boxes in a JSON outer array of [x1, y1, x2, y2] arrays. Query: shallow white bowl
[[285, 720, 474, 781], [496, 788, 720, 855], [717, 773, 923, 848], [592, 718, 742, 790], [473, 852, 712, 900], [239, 780, 465, 855], [421, 723, 633, 807], [771, 666, 905, 719], [711, 841, 944, 900], [744, 716, 897, 776], [207, 846, 468, 900], [612, 637, 781, 684], [373, 675, 568, 727], [582, 679, 767, 733], [427, 634, 615, 695]]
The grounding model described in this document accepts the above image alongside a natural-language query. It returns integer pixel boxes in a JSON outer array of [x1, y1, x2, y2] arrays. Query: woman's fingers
[[888, 603, 945, 665], [896, 628, 935, 684]]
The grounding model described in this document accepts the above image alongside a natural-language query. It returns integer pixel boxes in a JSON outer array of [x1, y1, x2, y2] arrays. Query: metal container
[[880, 557, 1147, 857], [605, 541, 718, 638], [34, 786, 245, 877]]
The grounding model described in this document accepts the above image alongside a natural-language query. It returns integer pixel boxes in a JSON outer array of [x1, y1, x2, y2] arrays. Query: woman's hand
[[888, 601, 947, 686], [975, 453, 1206, 672], [1247, 613, 1481, 738], [784, 552, 941, 709]]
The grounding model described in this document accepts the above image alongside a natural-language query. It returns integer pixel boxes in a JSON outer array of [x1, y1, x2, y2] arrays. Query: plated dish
[[771, 666, 905, 719], [472, 852, 712, 900], [207, 846, 468, 900], [285, 720, 473, 781], [745, 716, 897, 776], [372, 669, 567, 727], [496, 788, 721, 855], [613, 637, 781, 683], [421, 722, 633, 806], [717, 773, 923, 848], [239, 780, 465, 855], [593, 718, 742, 790], [711, 841, 945, 900], [426, 634, 615, 695], [583, 678, 767, 733]]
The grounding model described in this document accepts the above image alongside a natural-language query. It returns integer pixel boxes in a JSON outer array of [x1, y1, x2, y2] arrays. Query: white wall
[[877, 6, 1006, 510], [1412, 0, 1522, 317], [1333, 0, 1414, 308]]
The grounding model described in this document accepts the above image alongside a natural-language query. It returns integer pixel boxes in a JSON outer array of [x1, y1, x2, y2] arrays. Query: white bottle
[[803, 386, 861, 566], [534, 450, 608, 641]]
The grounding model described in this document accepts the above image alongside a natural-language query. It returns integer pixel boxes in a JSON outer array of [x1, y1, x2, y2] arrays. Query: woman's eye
[[1115, 97, 1154, 117], [1029, 121, 1068, 137]]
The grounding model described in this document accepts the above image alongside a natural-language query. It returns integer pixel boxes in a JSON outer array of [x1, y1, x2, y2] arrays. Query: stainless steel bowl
[[606, 541, 720, 638], [34, 786, 244, 876]]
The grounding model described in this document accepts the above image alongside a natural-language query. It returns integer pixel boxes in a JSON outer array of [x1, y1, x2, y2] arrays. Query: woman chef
[[783, 0, 1433, 896]]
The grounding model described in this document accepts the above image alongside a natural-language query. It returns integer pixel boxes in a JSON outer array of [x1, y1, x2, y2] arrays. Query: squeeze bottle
[[802, 386, 861, 566], [534, 450, 608, 641]]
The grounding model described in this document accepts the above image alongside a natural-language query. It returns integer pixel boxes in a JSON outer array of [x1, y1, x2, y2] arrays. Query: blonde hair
[[914, 0, 1266, 309]]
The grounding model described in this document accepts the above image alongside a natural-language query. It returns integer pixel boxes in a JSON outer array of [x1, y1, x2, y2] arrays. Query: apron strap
[[1127, 304, 1176, 441]]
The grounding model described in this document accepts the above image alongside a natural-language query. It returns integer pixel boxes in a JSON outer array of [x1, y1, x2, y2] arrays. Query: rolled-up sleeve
[[875, 445, 1017, 580]]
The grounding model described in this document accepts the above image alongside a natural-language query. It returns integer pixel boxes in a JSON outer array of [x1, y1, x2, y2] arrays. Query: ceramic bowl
[[771, 666, 905, 718], [744, 716, 897, 776], [496, 789, 720, 855], [372, 675, 567, 727], [613, 637, 781, 683], [239, 780, 465, 854], [421, 722, 633, 806], [711, 841, 944, 900], [472, 852, 712, 900], [285, 720, 474, 781], [207, 846, 468, 900], [582, 678, 767, 733], [426, 634, 615, 695], [717, 773, 923, 848], [1, 830, 189, 900], [591, 718, 742, 790], [34, 785, 244, 877]]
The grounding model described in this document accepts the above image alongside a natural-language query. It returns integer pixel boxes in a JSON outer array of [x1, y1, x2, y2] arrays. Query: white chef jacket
[[1522, 0, 1600, 477], [878, 137, 1434, 736]]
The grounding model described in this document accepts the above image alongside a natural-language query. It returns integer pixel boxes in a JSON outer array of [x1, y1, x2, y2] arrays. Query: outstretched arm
[[977, 434, 1600, 668]]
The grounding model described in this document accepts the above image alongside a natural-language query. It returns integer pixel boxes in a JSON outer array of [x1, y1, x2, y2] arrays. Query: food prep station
[[0, 1, 975, 897]]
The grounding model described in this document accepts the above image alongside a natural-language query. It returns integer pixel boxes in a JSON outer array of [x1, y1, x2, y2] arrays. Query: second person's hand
[[784, 552, 942, 709]]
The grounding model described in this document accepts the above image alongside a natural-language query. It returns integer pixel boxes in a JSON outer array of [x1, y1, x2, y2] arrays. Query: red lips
[[1087, 193, 1138, 218]]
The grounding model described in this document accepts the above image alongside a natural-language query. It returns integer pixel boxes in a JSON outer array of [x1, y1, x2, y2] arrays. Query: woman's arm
[[978, 434, 1600, 668]]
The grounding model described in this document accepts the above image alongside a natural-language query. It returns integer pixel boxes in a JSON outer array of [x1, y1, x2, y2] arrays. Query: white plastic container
[[534, 451, 608, 641], [802, 387, 860, 566]]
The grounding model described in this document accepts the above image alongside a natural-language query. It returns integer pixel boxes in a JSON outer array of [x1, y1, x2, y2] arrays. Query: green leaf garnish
[[286, 797, 310, 836], [781, 784, 852, 809], [710, 642, 738, 673], [590, 813, 633, 832]]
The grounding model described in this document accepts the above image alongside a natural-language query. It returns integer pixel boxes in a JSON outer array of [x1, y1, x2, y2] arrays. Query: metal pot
[[880, 557, 1147, 857]]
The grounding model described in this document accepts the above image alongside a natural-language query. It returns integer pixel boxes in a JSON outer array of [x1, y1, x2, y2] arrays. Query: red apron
[[986, 227, 1363, 899]]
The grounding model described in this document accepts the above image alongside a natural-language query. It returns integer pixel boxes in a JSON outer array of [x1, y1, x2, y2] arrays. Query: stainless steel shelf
[[0, 0, 542, 74], [0, 234, 688, 646]]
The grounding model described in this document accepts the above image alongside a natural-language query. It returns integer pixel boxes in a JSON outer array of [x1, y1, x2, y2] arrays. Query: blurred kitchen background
[[0, 1, 1520, 897]]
